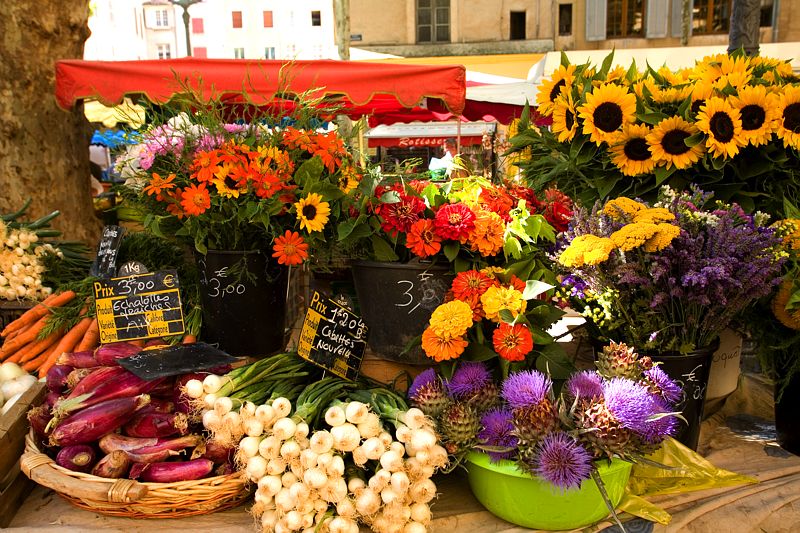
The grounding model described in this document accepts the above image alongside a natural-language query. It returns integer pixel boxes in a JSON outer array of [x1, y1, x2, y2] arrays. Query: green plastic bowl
[[466, 451, 632, 531]]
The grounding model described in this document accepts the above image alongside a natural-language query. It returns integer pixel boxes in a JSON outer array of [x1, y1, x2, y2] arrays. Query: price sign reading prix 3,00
[[298, 291, 368, 381], [93, 270, 186, 344]]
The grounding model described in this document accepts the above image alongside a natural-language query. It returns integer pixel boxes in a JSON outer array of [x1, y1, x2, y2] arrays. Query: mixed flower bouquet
[[347, 176, 573, 270], [117, 103, 363, 266], [418, 267, 570, 379], [557, 186, 785, 354], [511, 51, 800, 215], [408, 342, 681, 489]]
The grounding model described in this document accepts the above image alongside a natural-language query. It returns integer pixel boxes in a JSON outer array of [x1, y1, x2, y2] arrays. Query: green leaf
[[560, 51, 570, 68], [443, 241, 459, 262], [522, 280, 554, 300], [294, 157, 324, 189], [421, 184, 439, 207], [598, 49, 616, 78], [684, 132, 705, 148], [454, 257, 471, 273], [498, 309, 517, 324], [534, 343, 574, 379], [653, 164, 677, 186], [529, 326, 554, 345], [463, 342, 499, 362], [785, 198, 800, 219], [379, 190, 401, 204], [636, 112, 667, 125], [503, 238, 523, 259], [370, 235, 399, 262], [337, 218, 360, 241]]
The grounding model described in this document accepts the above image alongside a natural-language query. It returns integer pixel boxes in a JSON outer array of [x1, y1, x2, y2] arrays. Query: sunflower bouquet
[[557, 186, 786, 354], [119, 105, 363, 265], [512, 51, 800, 215], [347, 175, 573, 272], [407, 342, 681, 487]]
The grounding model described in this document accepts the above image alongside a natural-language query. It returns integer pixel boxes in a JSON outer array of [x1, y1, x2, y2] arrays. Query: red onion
[[131, 458, 214, 482], [57, 350, 100, 369], [46, 365, 73, 394], [94, 342, 140, 366], [91, 450, 131, 478], [49, 394, 150, 447], [56, 445, 96, 473], [123, 412, 188, 438]]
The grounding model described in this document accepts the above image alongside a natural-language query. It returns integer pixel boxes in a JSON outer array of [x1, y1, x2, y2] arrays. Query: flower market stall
[[5, 51, 800, 533]]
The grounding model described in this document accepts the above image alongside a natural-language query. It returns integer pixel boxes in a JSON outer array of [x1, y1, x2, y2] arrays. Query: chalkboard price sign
[[297, 291, 368, 381], [93, 270, 186, 344], [90, 225, 126, 278]]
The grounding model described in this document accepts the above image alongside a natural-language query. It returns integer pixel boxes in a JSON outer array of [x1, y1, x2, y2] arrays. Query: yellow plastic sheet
[[617, 437, 758, 525]]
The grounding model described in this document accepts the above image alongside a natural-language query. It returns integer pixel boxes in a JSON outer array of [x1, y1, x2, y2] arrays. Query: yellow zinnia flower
[[428, 300, 474, 340], [559, 235, 615, 267], [695, 97, 745, 159], [480, 285, 526, 323], [647, 116, 705, 170], [608, 124, 656, 177], [776, 85, 800, 150], [578, 83, 638, 145], [603, 197, 645, 220], [295, 193, 331, 233]]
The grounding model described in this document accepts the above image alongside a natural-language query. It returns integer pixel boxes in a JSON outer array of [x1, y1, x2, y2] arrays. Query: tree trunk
[[0, 0, 101, 244]]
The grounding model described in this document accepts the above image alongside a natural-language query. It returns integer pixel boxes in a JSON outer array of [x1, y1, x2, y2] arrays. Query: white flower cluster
[[0, 221, 57, 301]]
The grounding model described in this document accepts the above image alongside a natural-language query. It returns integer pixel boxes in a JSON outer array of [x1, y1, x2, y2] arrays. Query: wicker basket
[[20, 432, 250, 519], [0, 301, 34, 333]]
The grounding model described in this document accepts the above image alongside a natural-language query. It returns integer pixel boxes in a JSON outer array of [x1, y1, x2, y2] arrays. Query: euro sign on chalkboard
[[90, 225, 126, 278], [93, 270, 186, 344], [297, 291, 368, 381]]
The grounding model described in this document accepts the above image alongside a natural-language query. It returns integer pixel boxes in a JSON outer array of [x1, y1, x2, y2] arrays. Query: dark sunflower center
[[623, 137, 651, 161], [565, 109, 575, 131], [549, 79, 566, 102], [709, 111, 735, 142], [691, 100, 704, 115], [593, 102, 623, 133], [785, 103, 800, 133], [224, 176, 238, 189], [740, 105, 766, 131], [661, 129, 692, 155], [302, 205, 317, 220]]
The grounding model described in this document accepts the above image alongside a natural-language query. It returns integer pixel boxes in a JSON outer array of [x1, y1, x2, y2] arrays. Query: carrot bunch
[[0, 291, 101, 378]]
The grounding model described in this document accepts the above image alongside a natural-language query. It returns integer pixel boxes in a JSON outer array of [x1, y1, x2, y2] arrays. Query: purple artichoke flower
[[408, 368, 449, 418], [645, 365, 682, 405], [533, 432, 593, 490], [565, 371, 604, 400], [501, 370, 552, 409], [637, 398, 679, 444], [478, 408, 518, 462], [603, 378, 658, 435], [447, 361, 492, 400], [408, 368, 440, 401]]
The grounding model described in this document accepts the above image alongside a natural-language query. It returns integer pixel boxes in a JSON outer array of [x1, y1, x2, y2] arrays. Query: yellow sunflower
[[646, 116, 706, 169], [652, 85, 693, 105], [535, 64, 577, 116], [772, 278, 800, 331], [608, 124, 656, 176], [551, 91, 579, 143], [690, 82, 715, 117], [294, 193, 331, 233], [730, 85, 779, 146], [577, 83, 637, 145], [633, 78, 659, 100], [776, 85, 800, 150], [605, 66, 628, 84], [211, 175, 245, 199], [695, 97, 745, 159], [658, 66, 690, 86]]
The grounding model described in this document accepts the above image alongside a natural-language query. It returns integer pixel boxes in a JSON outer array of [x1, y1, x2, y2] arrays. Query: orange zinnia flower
[[421, 327, 468, 362], [492, 323, 534, 362], [468, 210, 505, 257], [143, 172, 177, 197], [405, 219, 442, 258], [282, 127, 314, 151], [451, 270, 495, 300], [190, 150, 222, 183], [272, 230, 309, 266], [180, 183, 211, 216]]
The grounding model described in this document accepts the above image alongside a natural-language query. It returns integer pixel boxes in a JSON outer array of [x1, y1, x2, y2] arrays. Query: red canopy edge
[[54, 58, 467, 116]]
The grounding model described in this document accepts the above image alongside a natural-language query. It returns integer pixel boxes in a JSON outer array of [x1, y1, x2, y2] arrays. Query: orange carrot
[[1, 291, 75, 337], [0, 315, 50, 359], [38, 317, 93, 378], [14, 331, 62, 365], [75, 319, 100, 352], [23, 345, 58, 372], [4, 322, 32, 343], [182, 334, 197, 344]]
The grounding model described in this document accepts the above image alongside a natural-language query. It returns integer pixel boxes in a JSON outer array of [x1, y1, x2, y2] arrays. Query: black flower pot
[[196, 250, 288, 357], [775, 371, 800, 456]]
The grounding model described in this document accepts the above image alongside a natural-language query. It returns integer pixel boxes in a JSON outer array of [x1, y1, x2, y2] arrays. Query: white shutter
[[670, 0, 690, 38], [585, 0, 608, 42], [647, 0, 670, 38]]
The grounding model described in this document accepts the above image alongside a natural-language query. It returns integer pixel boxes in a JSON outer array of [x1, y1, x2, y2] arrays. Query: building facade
[[350, 0, 800, 56]]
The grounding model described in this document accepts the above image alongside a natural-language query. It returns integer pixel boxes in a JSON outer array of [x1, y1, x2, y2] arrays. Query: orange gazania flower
[[451, 270, 495, 301], [143, 172, 176, 197], [180, 183, 211, 216], [492, 323, 534, 362], [421, 327, 468, 362], [191, 150, 222, 183], [272, 230, 309, 266], [405, 219, 442, 258]]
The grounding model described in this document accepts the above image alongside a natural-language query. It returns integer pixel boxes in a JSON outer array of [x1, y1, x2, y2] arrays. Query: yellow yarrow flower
[[603, 197, 646, 220], [428, 300, 474, 340], [480, 285, 527, 323], [772, 278, 800, 330], [559, 235, 615, 267], [633, 207, 675, 224], [609, 223, 661, 252], [642, 223, 680, 252], [773, 219, 800, 252]]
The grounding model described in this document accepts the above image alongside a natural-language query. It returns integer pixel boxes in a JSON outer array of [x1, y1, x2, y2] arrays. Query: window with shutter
[[692, 0, 731, 34], [607, 0, 645, 38], [646, 0, 670, 38], [232, 11, 243, 29], [585, 0, 608, 41], [670, 0, 685, 38], [192, 18, 204, 34], [416, 0, 450, 43], [264, 11, 273, 28]]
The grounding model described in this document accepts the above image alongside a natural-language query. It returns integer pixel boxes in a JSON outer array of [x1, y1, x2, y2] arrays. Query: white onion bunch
[[0, 223, 56, 301]]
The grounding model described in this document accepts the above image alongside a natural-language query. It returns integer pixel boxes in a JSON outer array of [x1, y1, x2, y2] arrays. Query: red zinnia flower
[[539, 188, 574, 233], [433, 203, 476, 241], [493, 323, 534, 362], [405, 219, 442, 258], [451, 270, 495, 300], [180, 183, 211, 216], [272, 230, 309, 266], [377, 193, 426, 236]]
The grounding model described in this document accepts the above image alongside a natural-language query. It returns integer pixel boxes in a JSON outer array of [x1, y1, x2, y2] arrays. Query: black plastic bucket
[[351, 260, 452, 364], [650, 345, 715, 451], [775, 371, 800, 456], [196, 250, 288, 357]]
